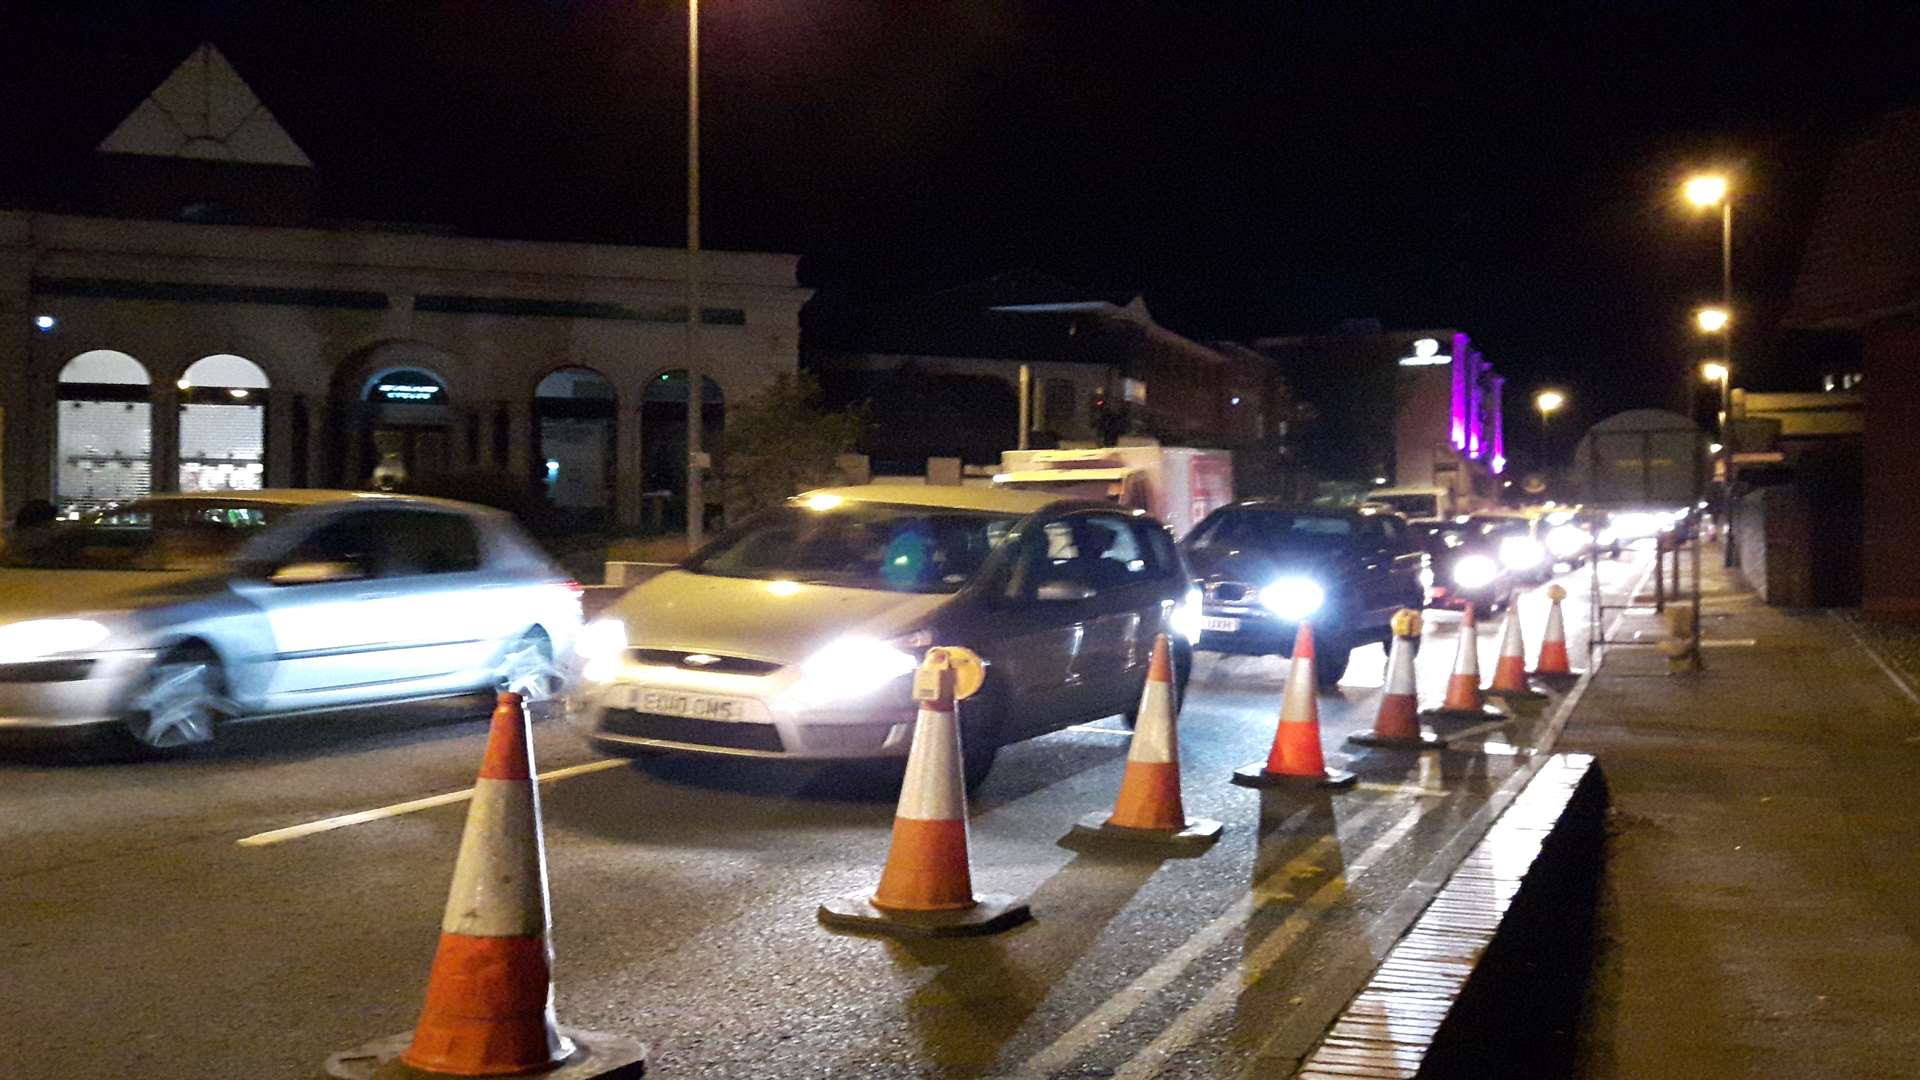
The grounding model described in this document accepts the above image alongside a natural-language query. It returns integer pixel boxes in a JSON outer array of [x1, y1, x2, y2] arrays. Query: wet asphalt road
[[0, 556, 1649, 1079]]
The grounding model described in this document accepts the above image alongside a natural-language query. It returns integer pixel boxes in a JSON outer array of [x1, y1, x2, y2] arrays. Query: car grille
[[598, 708, 784, 752], [626, 649, 783, 676], [1206, 581, 1255, 605]]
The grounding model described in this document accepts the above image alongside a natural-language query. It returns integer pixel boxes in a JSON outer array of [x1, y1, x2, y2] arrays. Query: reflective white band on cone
[[1280, 653, 1317, 722], [895, 702, 967, 822], [440, 777, 551, 937], [1128, 680, 1177, 764]]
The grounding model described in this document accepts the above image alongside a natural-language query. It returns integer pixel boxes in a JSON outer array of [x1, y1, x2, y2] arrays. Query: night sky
[[4, 1, 1917, 458]]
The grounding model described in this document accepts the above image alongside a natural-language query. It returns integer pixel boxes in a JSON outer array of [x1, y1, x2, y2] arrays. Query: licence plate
[[1201, 616, 1241, 633], [627, 688, 753, 722]]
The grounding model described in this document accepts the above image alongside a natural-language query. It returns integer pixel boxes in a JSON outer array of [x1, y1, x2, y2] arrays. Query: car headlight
[[1418, 565, 1436, 590], [576, 618, 628, 682], [1498, 536, 1546, 571], [0, 618, 112, 661], [1452, 554, 1498, 590], [1546, 524, 1589, 559], [1172, 586, 1204, 642], [787, 636, 920, 706], [1260, 577, 1326, 621]]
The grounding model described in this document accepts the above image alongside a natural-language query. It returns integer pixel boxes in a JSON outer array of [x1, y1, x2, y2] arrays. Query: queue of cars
[[1, 481, 1594, 781]]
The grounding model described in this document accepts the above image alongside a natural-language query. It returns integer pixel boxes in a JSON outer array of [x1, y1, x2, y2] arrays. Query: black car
[[1181, 503, 1427, 687], [1419, 518, 1518, 613]]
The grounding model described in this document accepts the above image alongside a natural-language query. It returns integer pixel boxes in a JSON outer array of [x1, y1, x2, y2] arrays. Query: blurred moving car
[[1418, 517, 1518, 614], [581, 485, 1196, 786], [1470, 512, 1555, 585], [0, 491, 580, 751], [1181, 503, 1426, 687]]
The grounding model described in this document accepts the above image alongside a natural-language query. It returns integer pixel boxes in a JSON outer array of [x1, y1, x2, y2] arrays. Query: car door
[[372, 508, 505, 692], [241, 508, 416, 703], [1069, 512, 1168, 718], [976, 516, 1096, 737], [1378, 515, 1428, 615]]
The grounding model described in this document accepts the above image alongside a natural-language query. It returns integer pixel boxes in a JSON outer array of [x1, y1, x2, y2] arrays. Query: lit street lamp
[[1684, 172, 1738, 568], [1695, 306, 1731, 333], [1701, 359, 1730, 433], [1534, 389, 1565, 470]]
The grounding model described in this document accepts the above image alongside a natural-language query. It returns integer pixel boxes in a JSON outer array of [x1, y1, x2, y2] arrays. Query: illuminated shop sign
[[369, 369, 446, 403]]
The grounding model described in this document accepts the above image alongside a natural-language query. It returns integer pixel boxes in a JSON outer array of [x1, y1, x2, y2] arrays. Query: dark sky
[[4, 1, 1917, 445]]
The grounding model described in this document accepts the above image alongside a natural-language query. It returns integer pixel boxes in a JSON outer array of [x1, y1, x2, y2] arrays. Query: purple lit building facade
[[1398, 330, 1504, 500]]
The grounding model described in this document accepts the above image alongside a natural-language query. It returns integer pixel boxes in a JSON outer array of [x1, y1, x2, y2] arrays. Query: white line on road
[[235, 758, 626, 847], [1066, 723, 1136, 737], [1006, 799, 1412, 1080]]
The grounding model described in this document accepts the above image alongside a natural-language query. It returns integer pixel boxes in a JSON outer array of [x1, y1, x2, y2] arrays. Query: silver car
[[580, 485, 1199, 785], [0, 491, 581, 752]]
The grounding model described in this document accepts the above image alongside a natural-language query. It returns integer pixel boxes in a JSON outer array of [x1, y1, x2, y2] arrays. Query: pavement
[[0, 558, 1643, 1079], [1559, 543, 1920, 1079]]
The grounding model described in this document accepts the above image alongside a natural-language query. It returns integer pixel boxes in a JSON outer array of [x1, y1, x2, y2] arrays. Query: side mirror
[[1035, 580, 1096, 602], [270, 559, 365, 586]]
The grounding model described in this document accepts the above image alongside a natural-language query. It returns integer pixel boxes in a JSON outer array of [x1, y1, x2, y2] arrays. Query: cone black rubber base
[[1062, 811, 1223, 855], [1531, 671, 1582, 687], [1230, 761, 1357, 789], [1348, 730, 1446, 749], [1488, 683, 1550, 701], [322, 1028, 647, 1080], [817, 892, 1031, 938]]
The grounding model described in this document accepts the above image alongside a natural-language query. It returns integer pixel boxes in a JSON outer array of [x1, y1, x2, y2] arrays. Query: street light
[[684, 0, 707, 547], [1701, 360, 1730, 433], [1683, 171, 1736, 567], [1683, 174, 1729, 208], [1694, 306, 1731, 333], [1534, 389, 1566, 470]]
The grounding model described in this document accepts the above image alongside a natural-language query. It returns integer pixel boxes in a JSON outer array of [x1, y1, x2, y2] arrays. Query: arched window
[[56, 350, 152, 511], [178, 354, 270, 493], [534, 367, 617, 516]]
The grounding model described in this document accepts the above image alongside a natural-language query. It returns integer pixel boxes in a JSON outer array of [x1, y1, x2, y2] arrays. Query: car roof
[[1218, 500, 1373, 519], [128, 489, 495, 515], [798, 483, 1086, 516]]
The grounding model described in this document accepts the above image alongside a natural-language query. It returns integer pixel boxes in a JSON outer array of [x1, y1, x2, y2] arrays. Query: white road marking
[[1832, 611, 1920, 708], [1007, 799, 1411, 1080], [1067, 723, 1136, 737], [235, 758, 625, 847], [1111, 805, 1431, 1079]]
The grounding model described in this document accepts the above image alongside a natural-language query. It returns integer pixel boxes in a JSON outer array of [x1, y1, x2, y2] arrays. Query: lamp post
[[1533, 389, 1565, 470], [684, 0, 706, 547], [1685, 174, 1736, 568]]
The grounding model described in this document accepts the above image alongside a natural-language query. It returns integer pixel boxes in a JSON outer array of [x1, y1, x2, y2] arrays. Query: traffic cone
[[1232, 623, 1356, 788], [1422, 603, 1504, 721], [1488, 598, 1548, 700], [819, 647, 1032, 937], [1350, 609, 1443, 748], [1532, 584, 1580, 683], [1066, 635, 1222, 854], [322, 693, 646, 1080]]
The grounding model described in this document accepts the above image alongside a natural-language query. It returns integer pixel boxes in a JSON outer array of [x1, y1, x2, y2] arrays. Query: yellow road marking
[[235, 758, 626, 847]]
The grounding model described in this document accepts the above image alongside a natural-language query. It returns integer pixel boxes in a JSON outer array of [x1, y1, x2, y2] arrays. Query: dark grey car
[[580, 485, 1198, 786]]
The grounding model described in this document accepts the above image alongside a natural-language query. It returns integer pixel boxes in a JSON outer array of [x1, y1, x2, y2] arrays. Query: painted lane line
[[1098, 553, 1651, 1079], [1006, 800, 1405, 1080], [1067, 723, 1137, 737], [1112, 804, 1432, 1079], [235, 758, 625, 847], [1831, 611, 1920, 708]]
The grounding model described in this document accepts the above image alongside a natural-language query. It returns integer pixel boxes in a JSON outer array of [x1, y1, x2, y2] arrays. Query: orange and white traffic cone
[[1488, 597, 1548, 700], [1232, 623, 1356, 788], [1350, 609, 1443, 749], [1532, 584, 1580, 684], [1422, 603, 1503, 721], [1066, 635, 1222, 854], [819, 647, 1031, 937], [322, 693, 646, 1080]]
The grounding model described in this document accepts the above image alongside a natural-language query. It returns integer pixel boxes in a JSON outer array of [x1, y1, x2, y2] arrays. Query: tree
[[718, 372, 864, 522]]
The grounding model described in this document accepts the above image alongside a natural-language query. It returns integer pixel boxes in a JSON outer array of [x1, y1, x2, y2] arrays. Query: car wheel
[[1314, 637, 1352, 690], [959, 688, 1004, 792], [124, 646, 225, 752], [496, 629, 560, 705]]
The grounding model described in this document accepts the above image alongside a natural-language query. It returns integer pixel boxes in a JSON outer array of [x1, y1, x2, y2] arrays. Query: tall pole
[[684, 0, 705, 547], [1719, 199, 1733, 434]]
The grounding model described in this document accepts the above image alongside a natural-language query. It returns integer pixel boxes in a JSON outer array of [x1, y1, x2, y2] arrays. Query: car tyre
[[1314, 637, 1352, 690], [123, 644, 225, 754], [496, 628, 560, 707], [960, 688, 1003, 792]]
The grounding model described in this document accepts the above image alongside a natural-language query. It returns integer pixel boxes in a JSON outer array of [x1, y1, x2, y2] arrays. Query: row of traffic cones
[[328, 587, 1584, 1077]]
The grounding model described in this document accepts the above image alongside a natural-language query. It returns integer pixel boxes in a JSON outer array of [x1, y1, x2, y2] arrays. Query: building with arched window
[[1, 43, 808, 526]]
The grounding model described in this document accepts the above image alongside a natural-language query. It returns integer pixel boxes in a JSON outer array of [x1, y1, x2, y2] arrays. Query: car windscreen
[[0, 500, 288, 571], [1187, 509, 1354, 553], [685, 503, 1021, 593]]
